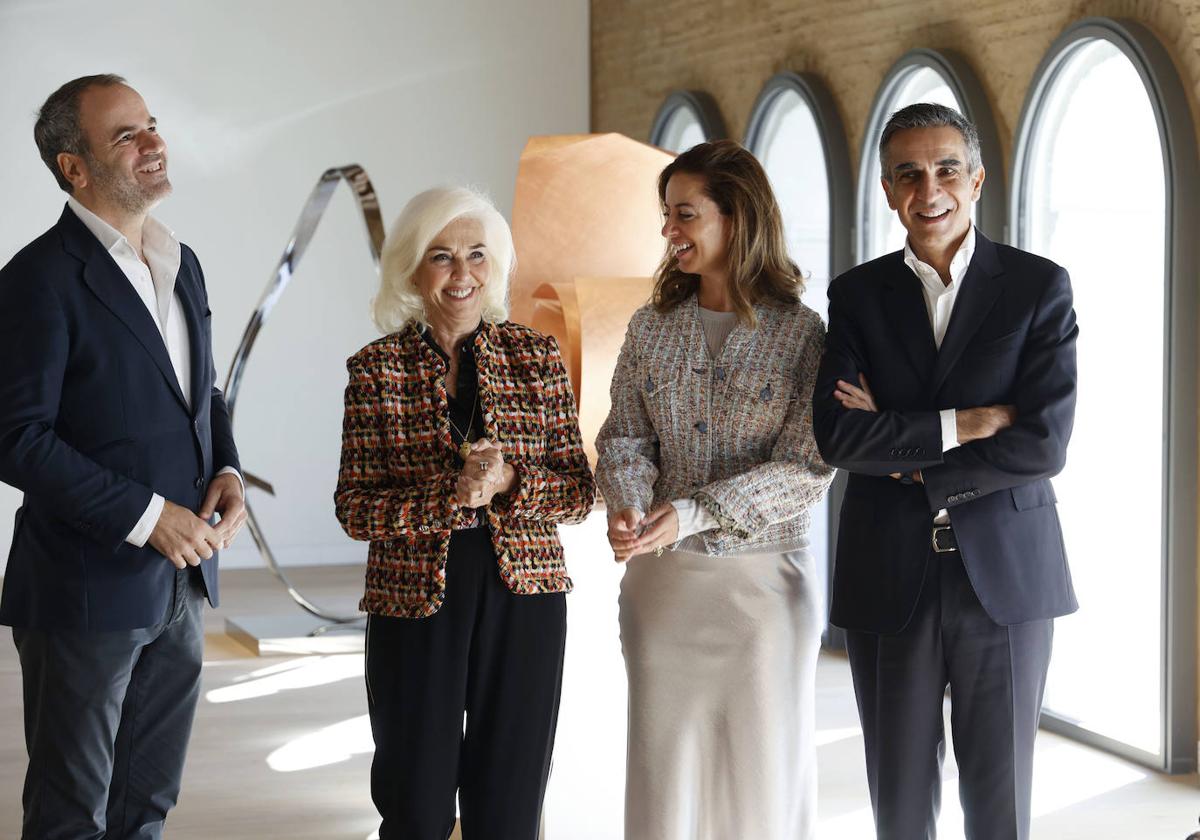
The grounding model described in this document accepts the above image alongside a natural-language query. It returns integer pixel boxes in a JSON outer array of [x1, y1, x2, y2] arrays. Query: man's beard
[[84, 151, 172, 215]]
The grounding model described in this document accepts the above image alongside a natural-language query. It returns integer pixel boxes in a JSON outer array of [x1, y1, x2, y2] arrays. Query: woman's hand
[[607, 503, 679, 562], [607, 507, 644, 563], [455, 438, 516, 508], [633, 503, 679, 556]]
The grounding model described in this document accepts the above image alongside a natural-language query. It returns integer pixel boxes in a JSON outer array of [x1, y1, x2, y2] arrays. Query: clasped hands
[[454, 438, 516, 509], [148, 472, 247, 570], [833, 373, 1016, 484], [607, 503, 679, 563]]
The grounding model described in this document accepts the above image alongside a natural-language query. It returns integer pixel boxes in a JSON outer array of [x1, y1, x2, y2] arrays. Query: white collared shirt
[[67, 198, 239, 548], [904, 225, 976, 453], [904, 225, 975, 522]]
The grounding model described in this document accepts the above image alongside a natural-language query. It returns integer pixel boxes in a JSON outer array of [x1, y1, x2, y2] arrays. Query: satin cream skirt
[[619, 544, 823, 840]]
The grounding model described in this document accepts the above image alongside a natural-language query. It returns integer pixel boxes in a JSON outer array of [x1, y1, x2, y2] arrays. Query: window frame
[[648, 90, 727, 150], [744, 71, 854, 648], [1010, 16, 1199, 774]]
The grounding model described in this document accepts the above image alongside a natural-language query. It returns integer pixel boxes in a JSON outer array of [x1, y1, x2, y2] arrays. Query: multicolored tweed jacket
[[595, 294, 833, 554], [335, 320, 595, 618]]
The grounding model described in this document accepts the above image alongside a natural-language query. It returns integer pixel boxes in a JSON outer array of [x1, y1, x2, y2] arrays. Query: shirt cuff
[[672, 498, 718, 540], [126, 493, 165, 548], [216, 466, 245, 496], [939, 409, 959, 453]]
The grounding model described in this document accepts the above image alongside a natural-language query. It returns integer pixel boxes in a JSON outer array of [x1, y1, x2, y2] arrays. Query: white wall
[[0, 0, 589, 572]]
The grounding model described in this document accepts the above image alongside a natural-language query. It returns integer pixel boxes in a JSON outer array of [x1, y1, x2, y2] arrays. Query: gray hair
[[879, 102, 981, 182], [373, 186, 513, 335], [34, 73, 127, 193]]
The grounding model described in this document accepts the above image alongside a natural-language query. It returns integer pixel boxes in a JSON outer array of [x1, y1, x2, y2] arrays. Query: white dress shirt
[[903, 225, 975, 522], [67, 198, 239, 548]]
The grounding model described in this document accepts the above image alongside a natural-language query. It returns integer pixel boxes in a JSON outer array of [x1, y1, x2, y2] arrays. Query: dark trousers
[[845, 551, 1053, 840], [13, 567, 206, 840], [366, 528, 567, 840]]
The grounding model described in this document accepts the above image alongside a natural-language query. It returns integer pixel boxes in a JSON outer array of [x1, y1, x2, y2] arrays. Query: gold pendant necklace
[[447, 388, 481, 460]]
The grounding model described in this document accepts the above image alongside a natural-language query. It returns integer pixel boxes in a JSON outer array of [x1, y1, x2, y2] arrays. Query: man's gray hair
[[879, 102, 981, 182], [34, 73, 127, 193]]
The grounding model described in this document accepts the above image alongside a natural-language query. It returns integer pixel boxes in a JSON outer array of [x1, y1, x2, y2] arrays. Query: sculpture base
[[225, 614, 366, 656]]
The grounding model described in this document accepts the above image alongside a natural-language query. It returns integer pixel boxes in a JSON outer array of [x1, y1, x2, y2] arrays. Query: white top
[[67, 198, 239, 548], [903, 225, 975, 522]]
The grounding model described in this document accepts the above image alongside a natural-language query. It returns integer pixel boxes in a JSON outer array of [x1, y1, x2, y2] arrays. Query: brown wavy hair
[[652, 139, 803, 326]]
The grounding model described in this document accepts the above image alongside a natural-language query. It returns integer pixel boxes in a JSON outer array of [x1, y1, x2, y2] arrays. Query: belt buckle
[[931, 525, 956, 553]]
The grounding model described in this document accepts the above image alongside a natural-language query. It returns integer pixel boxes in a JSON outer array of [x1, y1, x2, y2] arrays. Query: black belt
[[932, 524, 958, 553]]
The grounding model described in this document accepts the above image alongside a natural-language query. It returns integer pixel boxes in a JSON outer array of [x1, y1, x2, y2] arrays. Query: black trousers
[[12, 567, 206, 840], [366, 528, 567, 840], [845, 550, 1053, 840]]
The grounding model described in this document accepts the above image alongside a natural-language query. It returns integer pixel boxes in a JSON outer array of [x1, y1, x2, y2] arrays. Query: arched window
[[649, 90, 726, 153], [1012, 17, 1198, 772], [857, 50, 1005, 261], [744, 72, 853, 640]]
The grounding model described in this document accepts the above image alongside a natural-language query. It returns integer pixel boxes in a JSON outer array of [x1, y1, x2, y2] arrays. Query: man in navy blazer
[[0, 75, 245, 839], [814, 103, 1078, 840]]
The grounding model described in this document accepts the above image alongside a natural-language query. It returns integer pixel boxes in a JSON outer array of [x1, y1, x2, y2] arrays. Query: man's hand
[[607, 507, 644, 563], [199, 472, 247, 549], [454, 439, 516, 509], [834, 374, 878, 412], [148, 501, 222, 570], [957, 405, 1017, 443]]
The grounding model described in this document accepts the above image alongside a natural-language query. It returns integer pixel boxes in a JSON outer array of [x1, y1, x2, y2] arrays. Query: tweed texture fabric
[[595, 294, 832, 554], [335, 320, 595, 618]]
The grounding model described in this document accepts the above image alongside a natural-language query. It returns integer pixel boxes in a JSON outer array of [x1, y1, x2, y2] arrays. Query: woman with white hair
[[335, 186, 595, 840]]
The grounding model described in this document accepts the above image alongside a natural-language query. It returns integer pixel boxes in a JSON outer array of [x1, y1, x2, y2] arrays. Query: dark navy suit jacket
[[813, 230, 1078, 633], [0, 206, 240, 631]]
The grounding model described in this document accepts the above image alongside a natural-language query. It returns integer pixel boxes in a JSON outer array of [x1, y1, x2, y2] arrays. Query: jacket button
[[695, 421, 708, 433], [715, 368, 726, 381], [194, 477, 204, 489]]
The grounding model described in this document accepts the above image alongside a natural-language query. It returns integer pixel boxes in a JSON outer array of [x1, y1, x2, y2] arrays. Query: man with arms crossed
[[813, 103, 1078, 840], [0, 74, 245, 839]]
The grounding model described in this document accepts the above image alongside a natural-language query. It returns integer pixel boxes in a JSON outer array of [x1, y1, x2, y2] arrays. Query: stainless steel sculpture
[[224, 165, 385, 624]]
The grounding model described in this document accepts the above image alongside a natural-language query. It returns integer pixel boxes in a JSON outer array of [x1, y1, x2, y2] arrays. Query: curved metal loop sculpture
[[224, 165, 385, 623]]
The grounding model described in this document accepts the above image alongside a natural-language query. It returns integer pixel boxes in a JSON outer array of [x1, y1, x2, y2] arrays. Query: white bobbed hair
[[373, 186, 514, 334]]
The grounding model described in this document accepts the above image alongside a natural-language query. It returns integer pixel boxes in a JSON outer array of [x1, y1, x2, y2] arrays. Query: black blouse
[[421, 323, 488, 530]]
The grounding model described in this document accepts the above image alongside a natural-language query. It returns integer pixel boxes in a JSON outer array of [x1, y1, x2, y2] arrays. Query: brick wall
[[591, 0, 1200, 177]]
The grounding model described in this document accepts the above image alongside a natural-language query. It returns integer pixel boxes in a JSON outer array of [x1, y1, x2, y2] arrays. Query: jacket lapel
[[62, 209, 189, 411], [881, 252, 939, 383], [174, 261, 208, 418], [930, 232, 1006, 394]]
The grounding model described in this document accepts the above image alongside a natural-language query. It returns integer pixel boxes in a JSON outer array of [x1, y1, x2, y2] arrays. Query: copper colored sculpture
[[509, 134, 672, 461]]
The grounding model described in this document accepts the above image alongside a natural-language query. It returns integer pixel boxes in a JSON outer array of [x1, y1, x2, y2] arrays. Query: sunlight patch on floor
[[267, 713, 373, 772], [204, 654, 363, 704]]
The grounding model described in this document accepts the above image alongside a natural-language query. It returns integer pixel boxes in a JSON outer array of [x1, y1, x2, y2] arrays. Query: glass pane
[[1022, 38, 1165, 755], [751, 86, 833, 607], [657, 105, 707, 153], [864, 67, 965, 260]]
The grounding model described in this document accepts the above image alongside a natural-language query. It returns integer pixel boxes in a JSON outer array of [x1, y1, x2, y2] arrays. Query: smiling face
[[413, 216, 490, 336], [881, 125, 984, 263], [661, 171, 731, 282], [73, 83, 171, 217]]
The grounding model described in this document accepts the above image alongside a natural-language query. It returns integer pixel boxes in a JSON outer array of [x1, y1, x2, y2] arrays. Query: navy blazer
[[0, 206, 240, 631], [813, 230, 1078, 632]]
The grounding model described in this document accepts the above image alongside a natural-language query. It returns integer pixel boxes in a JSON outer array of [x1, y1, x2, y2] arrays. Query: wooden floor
[[0, 559, 1196, 839]]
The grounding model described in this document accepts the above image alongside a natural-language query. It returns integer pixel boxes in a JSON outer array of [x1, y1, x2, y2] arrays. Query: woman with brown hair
[[595, 140, 833, 839]]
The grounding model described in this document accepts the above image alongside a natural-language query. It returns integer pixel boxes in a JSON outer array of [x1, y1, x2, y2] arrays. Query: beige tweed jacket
[[595, 293, 833, 554]]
